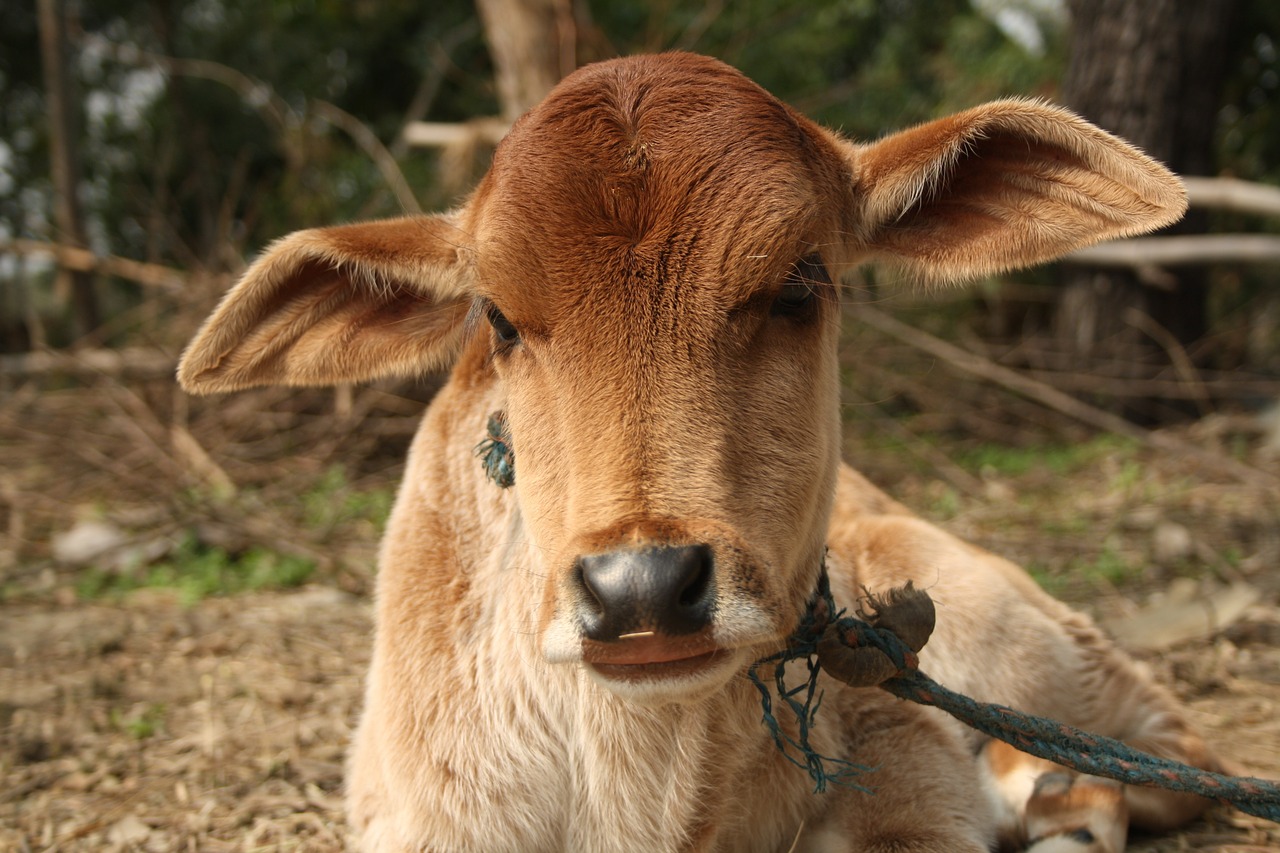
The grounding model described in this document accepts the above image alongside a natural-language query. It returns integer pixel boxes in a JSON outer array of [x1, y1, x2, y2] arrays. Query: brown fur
[[178, 54, 1215, 852]]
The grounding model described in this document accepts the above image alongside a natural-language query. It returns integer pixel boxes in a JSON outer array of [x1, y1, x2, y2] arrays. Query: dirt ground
[[1, 370, 1279, 851], [2, 571, 1279, 852]]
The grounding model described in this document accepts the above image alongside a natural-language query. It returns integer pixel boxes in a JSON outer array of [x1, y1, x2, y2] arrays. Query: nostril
[[676, 545, 713, 610], [575, 561, 606, 618], [575, 544, 716, 640]]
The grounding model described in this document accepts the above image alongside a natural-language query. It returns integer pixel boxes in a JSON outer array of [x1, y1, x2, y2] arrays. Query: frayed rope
[[751, 568, 1280, 823], [747, 570, 874, 793]]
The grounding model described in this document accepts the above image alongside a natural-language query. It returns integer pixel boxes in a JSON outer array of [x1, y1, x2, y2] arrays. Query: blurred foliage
[[1221, 2, 1280, 185], [0, 0, 1276, 362], [75, 535, 315, 604], [3, 0, 1067, 350], [64, 464, 393, 603], [951, 433, 1138, 478]]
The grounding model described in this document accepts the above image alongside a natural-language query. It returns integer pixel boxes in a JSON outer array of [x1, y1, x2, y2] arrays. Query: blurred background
[[2, 1, 1279, 849]]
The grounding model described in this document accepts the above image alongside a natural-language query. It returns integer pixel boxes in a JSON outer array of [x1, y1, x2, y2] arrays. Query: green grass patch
[[954, 434, 1139, 478], [302, 465, 395, 535], [1076, 546, 1139, 587], [111, 703, 166, 740], [77, 536, 315, 605], [1031, 544, 1145, 598], [925, 484, 962, 520], [75, 466, 395, 603], [1025, 562, 1070, 597]]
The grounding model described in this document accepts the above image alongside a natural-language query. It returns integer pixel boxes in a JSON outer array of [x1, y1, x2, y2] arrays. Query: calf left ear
[[846, 99, 1186, 282], [178, 215, 474, 394]]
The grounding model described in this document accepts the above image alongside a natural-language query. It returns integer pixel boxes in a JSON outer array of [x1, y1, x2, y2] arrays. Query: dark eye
[[772, 282, 816, 314], [770, 255, 829, 319], [487, 305, 520, 345]]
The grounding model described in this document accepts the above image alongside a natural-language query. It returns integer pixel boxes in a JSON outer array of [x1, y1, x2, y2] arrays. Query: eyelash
[[486, 304, 520, 347], [770, 255, 830, 319]]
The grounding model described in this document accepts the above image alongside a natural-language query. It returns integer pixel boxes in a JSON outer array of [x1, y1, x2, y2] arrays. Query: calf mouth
[[580, 632, 746, 691], [589, 649, 731, 682]]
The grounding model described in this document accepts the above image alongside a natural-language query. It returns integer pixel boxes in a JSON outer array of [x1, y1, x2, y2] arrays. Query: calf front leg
[[984, 740, 1128, 853], [810, 686, 997, 852]]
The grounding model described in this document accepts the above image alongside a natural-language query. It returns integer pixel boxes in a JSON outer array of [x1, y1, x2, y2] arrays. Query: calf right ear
[[178, 215, 474, 394], [845, 99, 1187, 283]]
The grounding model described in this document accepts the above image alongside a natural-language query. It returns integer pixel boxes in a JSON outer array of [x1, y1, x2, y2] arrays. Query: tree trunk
[[37, 0, 99, 339], [1054, 0, 1235, 421], [474, 0, 576, 120]]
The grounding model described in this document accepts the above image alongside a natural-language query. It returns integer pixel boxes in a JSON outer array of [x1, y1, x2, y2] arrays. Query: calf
[[179, 53, 1219, 852]]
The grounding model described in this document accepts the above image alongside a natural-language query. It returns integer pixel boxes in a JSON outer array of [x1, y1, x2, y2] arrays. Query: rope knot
[[816, 583, 935, 688]]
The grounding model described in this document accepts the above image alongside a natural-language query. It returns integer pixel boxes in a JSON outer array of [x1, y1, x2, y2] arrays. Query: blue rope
[[753, 572, 1280, 823], [747, 572, 874, 793]]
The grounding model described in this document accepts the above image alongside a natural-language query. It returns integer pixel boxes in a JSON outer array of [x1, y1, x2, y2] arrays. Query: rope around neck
[[750, 567, 1280, 823]]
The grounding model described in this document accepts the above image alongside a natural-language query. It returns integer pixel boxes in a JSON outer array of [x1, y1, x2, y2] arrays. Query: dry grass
[[1, 588, 366, 852]]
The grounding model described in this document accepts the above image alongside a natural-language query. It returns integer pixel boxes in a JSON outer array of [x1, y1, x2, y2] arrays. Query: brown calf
[[179, 53, 1219, 852]]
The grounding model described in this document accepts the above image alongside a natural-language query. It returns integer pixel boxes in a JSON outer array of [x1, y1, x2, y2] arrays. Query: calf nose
[[576, 545, 715, 641]]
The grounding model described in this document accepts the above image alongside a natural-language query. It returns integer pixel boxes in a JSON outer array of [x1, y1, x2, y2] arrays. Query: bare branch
[[38, 0, 99, 334], [81, 33, 419, 208], [1122, 308, 1212, 416], [1063, 235, 1280, 267], [3, 239, 187, 290], [1183, 176, 1280, 218], [390, 22, 482, 160], [79, 33, 295, 138], [401, 118, 511, 149], [310, 100, 422, 215], [0, 347, 174, 379]]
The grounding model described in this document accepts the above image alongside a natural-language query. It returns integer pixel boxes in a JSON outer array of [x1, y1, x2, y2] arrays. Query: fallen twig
[[854, 305, 1280, 489]]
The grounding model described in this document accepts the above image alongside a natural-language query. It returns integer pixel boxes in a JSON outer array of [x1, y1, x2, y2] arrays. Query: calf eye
[[773, 282, 816, 313], [770, 255, 829, 319], [487, 305, 520, 345]]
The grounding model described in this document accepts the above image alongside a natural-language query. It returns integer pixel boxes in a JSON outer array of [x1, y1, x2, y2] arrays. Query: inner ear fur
[[848, 98, 1187, 283], [178, 215, 473, 394]]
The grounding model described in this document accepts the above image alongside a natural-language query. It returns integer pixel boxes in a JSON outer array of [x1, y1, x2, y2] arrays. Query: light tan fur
[[178, 54, 1217, 852]]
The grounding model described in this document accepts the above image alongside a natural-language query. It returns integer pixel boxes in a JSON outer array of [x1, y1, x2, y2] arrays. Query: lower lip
[[588, 649, 728, 681]]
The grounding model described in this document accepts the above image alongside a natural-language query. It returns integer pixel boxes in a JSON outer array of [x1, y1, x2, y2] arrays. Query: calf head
[[178, 53, 1185, 702]]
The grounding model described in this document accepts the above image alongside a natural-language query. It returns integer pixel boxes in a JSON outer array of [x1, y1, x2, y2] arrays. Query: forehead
[[469, 55, 845, 318]]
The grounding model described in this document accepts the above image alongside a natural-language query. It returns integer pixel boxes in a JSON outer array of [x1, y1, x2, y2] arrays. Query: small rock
[[52, 520, 128, 566], [1259, 399, 1280, 458], [107, 814, 150, 845], [1153, 521, 1193, 564], [1103, 582, 1261, 651]]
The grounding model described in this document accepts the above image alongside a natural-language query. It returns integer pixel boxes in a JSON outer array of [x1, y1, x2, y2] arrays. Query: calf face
[[468, 59, 855, 697], [178, 53, 1186, 707]]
